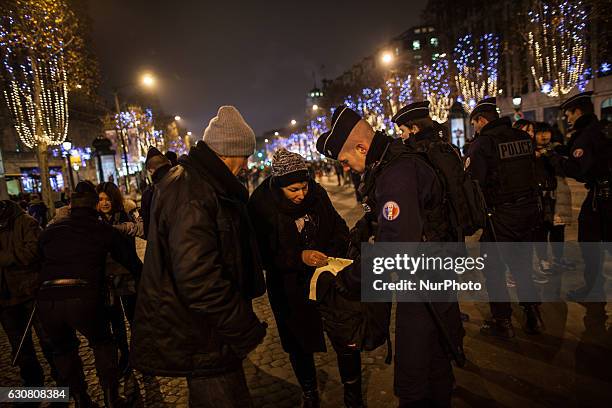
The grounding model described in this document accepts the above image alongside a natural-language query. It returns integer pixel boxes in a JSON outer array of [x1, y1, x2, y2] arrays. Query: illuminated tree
[[418, 57, 453, 123], [453, 33, 500, 113], [385, 74, 414, 116], [526, 0, 588, 97], [0, 0, 96, 210]]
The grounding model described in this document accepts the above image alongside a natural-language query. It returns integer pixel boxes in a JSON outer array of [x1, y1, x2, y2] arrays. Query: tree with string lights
[[418, 56, 454, 123], [453, 33, 500, 113], [0, 0, 94, 211], [526, 0, 588, 98]]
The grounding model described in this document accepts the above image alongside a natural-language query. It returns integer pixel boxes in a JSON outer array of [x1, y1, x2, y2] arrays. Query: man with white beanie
[[131, 106, 267, 408]]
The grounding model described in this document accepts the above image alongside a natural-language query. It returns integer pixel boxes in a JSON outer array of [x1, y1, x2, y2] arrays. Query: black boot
[[301, 388, 320, 408], [103, 385, 125, 408], [73, 392, 97, 408], [344, 378, 365, 408], [523, 305, 544, 335], [480, 318, 515, 339]]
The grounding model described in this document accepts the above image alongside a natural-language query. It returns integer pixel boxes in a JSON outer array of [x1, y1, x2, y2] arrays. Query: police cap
[[559, 91, 593, 112], [391, 101, 430, 127], [316, 105, 362, 159], [469, 97, 497, 121]]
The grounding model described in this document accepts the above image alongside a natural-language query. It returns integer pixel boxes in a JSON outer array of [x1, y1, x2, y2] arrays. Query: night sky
[[90, 0, 427, 136]]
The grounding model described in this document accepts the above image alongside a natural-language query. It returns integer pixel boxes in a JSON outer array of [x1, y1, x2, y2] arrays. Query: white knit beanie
[[203, 106, 256, 156]]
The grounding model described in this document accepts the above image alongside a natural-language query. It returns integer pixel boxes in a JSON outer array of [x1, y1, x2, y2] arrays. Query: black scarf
[[270, 178, 319, 218]]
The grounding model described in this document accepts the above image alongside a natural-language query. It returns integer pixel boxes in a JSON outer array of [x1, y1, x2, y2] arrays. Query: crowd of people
[[0, 92, 610, 408]]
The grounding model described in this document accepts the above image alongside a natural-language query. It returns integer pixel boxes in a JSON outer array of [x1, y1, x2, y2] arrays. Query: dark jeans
[[481, 201, 541, 319], [107, 293, 136, 358], [289, 348, 361, 391], [534, 222, 565, 261], [0, 300, 56, 386], [187, 366, 252, 408], [38, 298, 118, 394]]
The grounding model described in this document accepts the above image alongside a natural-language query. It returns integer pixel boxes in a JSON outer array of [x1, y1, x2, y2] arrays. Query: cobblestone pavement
[[1, 176, 611, 407]]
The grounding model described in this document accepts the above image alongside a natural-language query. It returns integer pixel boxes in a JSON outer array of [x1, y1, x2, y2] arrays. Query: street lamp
[[274, 131, 279, 136], [381, 51, 394, 65], [141, 73, 156, 88], [290, 119, 297, 126], [312, 104, 319, 112], [187, 131, 192, 136], [61, 139, 75, 190], [174, 115, 181, 121]]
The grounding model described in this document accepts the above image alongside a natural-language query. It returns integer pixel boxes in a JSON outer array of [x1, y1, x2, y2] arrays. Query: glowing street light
[[274, 131, 279, 136], [290, 119, 297, 126], [312, 104, 319, 112], [381, 51, 394, 65], [187, 131, 192, 136], [264, 138, 269, 143], [174, 115, 181, 121], [141, 73, 156, 88]]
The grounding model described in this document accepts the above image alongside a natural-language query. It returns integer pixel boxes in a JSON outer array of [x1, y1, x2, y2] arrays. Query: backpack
[[315, 272, 392, 363], [413, 140, 487, 239]]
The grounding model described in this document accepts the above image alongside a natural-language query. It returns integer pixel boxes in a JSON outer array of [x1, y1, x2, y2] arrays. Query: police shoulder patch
[[573, 148, 584, 158], [382, 201, 400, 221]]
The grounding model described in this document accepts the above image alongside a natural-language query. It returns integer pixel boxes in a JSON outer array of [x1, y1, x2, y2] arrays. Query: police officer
[[552, 91, 612, 301], [466, 97, 543, 337], [317, 104, 462, 408], [37, 181, 142, 407]]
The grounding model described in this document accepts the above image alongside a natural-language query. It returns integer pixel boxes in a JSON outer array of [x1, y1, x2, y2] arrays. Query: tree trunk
[[36, 141, 55, 216], [0, 147, 8, 200]]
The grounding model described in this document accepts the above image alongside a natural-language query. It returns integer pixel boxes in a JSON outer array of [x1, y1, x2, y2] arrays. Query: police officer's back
[[467, 98, 543, 337], [37, 181, 141, 407]]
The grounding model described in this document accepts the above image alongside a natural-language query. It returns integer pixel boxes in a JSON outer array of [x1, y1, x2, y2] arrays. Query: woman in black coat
[[248, 149, 361, 408], [96, 181, 143, 376]]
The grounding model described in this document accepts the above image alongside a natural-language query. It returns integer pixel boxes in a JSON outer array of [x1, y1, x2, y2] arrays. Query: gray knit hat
[[203, 106, 256, 156], [271, 149, 310, 187]]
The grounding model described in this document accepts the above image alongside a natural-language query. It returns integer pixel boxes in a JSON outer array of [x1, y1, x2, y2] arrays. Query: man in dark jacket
[[140, 147, 172, 239], [0, 200, 56, 387], [37, 181, 142, 407], [317, 105, 463, 408], [131, 106, 267, 408]]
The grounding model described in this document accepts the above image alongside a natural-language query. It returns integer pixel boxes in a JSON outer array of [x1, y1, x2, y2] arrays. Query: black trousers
[[534, 223, 565, 261], [0, 300, 56, 386], [37, 298, 118, 394], [107, 293, 136, 358], [288, 348, 362, 391], [187, 366, 252, 408], [481, 201, 541, 319], [394, 302, 460, 408], [577, 191, 611, 297]]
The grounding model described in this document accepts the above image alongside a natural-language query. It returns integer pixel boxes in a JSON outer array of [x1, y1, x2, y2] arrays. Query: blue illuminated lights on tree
[[344, 87, 391, 131], [527, 0, 587, 98], [600, 62, 611, 75], [418, 57, 453, 123], [453, 33, 500, 113], [386, 75, 414, 117]]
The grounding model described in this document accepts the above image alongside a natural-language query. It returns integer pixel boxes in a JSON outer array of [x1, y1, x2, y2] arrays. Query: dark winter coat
[[37, 207, 142, 301], [130, 141, 267, 377], [27, 199, 47, 228], [248, 177, 349, 353], [0, 200, 41, 307], [140, 163, 172, 240]]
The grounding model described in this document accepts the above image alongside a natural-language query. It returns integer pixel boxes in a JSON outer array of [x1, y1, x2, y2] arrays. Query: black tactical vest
[[479, 118, 537, 205]]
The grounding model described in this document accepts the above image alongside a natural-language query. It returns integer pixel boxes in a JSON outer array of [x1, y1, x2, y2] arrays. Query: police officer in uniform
[[466, 97, 544, 337], [317, 104, 463, 408], [551, 91, 612, 301]]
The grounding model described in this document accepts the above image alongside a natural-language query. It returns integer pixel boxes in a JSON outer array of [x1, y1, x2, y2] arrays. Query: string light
[[453, 33, 499, 113], [527, 0, 587, 97], [418, 57, 453, 123]]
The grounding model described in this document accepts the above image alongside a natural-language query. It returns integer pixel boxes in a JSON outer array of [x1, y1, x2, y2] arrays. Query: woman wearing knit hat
[[248, 149, 362, 408]]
